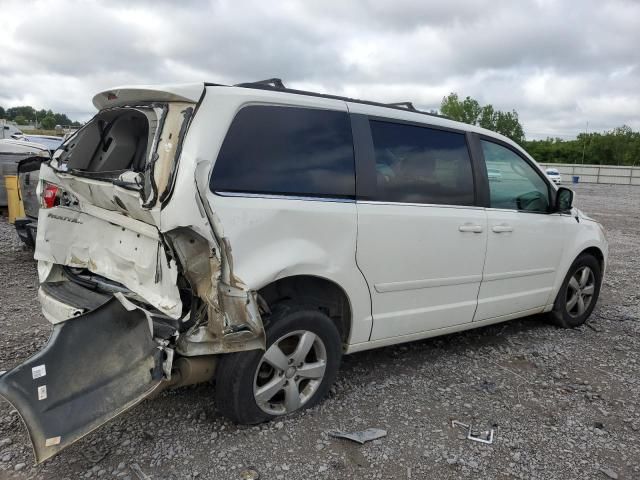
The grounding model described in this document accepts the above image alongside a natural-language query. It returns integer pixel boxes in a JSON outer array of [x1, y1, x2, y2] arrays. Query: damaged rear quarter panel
[[159, 87, 372, 347]]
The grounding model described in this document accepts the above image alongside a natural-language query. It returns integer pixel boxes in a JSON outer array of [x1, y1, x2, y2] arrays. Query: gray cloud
[[0, 0, 638, 138]]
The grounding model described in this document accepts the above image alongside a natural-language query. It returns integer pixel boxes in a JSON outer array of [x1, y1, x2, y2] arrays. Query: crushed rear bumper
[[0, 299, 164, 463]]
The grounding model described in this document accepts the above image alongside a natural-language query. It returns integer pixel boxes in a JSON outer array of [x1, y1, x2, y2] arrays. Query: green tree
[[522, 125, 640, 166], [7, 106, 36, 122], [53, 112, 73, 126], [440, 93, 482, 125], [1, 104, 81, 126], [14, 115, 28, 125], [40, 115, 56, 129], [478, 104, 496, 129], [440, 93, 525, 144], [493, 110, 525, 144]]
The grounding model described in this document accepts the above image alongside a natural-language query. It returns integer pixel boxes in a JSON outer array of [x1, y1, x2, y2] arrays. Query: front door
[[474, 138, 567, 321], [354, 118, 487, 341]]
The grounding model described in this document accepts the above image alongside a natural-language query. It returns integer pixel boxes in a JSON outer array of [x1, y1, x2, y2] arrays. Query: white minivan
[[0, 79, 607, 462]]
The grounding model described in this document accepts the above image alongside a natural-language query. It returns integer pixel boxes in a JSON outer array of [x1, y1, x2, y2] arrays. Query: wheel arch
[[578, 246, 605, 272], [258, 274, 353, 347], [548, 239, 607, 308]]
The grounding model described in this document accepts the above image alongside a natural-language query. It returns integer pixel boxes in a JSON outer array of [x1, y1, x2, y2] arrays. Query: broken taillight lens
[[41, 182, 60, 209]]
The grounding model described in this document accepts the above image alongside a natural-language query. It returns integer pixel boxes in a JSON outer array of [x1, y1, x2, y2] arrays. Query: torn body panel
[[166, 158, 265, 356], [34, 204, 181, 318], [2, 90, 267, 462], [166, 228, 265, 356], [0, 299, 165, 463], [34, 97, 265, 347]]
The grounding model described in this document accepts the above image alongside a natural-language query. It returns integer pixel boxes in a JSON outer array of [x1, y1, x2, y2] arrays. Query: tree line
[[439, 93, 639, 166], [523, 127, 640, 166], [0, 105, 81, 130]]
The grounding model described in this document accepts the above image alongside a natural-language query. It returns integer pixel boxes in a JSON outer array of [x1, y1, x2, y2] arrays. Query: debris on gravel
[[329, 428, 387, 444], [1, 183, 639, 479]]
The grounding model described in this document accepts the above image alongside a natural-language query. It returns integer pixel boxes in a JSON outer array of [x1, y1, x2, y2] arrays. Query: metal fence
[[539, 163, 640, 186]]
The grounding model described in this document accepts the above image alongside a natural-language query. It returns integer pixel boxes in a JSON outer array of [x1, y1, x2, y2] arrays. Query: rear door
[[474, 137, 567, 321], [353, 115, 488, 341]]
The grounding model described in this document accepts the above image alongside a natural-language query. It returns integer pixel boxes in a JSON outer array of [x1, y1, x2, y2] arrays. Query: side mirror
[[555, 187, 574, 212]]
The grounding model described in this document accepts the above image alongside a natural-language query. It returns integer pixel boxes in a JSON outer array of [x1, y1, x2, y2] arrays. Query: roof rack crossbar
[[234, 78, 286, 89], [386, 102, 417, 111]]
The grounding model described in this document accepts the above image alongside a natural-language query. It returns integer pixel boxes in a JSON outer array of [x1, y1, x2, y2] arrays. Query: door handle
[[458, 224, 483, 233], [491, 224, 513, 233]]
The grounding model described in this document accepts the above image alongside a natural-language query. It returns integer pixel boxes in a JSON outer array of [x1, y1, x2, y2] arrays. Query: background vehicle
[[15, 154, 48, 246], [0, 137, 61, 246], [11, 134, 64, 152], [487, 167, 502, 181], [0, 80, 607, 462], [546, 167, 562, 184], [0, 139, 50, 218], [0, 122, 22, 139]]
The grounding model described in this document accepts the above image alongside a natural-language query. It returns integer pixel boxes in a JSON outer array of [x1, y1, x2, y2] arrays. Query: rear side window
[[369, 120, 475, 206], [210, 105, 355, 198]]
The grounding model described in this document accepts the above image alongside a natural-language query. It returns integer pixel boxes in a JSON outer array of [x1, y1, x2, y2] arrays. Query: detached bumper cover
[[0, 299, 164, 463]]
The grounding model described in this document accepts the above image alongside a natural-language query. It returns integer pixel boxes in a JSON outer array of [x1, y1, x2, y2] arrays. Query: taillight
[[41, 182, 60, 209]]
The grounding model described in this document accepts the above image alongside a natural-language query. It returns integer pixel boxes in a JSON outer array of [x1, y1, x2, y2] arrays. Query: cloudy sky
[[1, 0, 638, 139]]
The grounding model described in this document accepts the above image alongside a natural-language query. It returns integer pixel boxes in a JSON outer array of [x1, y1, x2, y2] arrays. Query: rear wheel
[[550, 254, 601, 328], [215, 302, 342, 424]]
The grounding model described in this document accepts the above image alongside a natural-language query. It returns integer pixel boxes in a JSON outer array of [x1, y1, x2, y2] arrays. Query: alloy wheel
[[253, 330, 327, 416], [566, 266, 595, 317]]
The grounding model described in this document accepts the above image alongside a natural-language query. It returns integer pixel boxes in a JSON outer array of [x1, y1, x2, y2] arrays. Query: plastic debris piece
[[328, 428, 387, 444], [468, 428, 494, 444], [130, 463, 151, 480], [451, 419, 495, 444], [240, 468, 260, 480]]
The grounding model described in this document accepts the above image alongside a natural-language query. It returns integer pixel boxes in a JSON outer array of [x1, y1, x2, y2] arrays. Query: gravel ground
[[0, 183, 639, 480]]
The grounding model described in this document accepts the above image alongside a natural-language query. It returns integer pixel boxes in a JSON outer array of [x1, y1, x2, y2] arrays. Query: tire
[[215, 302, 342, 424], [549, 254, 602, 328]]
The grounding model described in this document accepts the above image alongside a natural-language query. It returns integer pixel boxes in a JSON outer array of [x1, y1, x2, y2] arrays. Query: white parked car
[[0, 80, 608, 462], [487, 167, 502, 181], [546, 167, 562, 184], [0, 122, 22, 139]]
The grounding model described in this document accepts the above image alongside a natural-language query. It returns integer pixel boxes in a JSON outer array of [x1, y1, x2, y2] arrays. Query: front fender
[[547, 217, 608, 306]]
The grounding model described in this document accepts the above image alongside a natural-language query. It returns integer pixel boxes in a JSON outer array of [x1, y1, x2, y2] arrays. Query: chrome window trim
[[214, 190, 356, 203], [357, 200, 484, 211], [213, 192, 565, 213]]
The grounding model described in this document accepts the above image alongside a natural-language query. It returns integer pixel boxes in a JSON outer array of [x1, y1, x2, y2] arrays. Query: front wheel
[[550, 254, 602, 328], [215, 302, 342, 424]]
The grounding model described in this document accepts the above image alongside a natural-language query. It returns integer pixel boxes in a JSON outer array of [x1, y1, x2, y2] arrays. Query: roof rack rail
[[234, 78, 285, 89], [386, 102, 417, 111], [218, 78, 448, 120]]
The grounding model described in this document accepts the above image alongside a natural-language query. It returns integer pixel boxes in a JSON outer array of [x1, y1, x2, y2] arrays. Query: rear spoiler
[[92, 83, 205, 110]]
